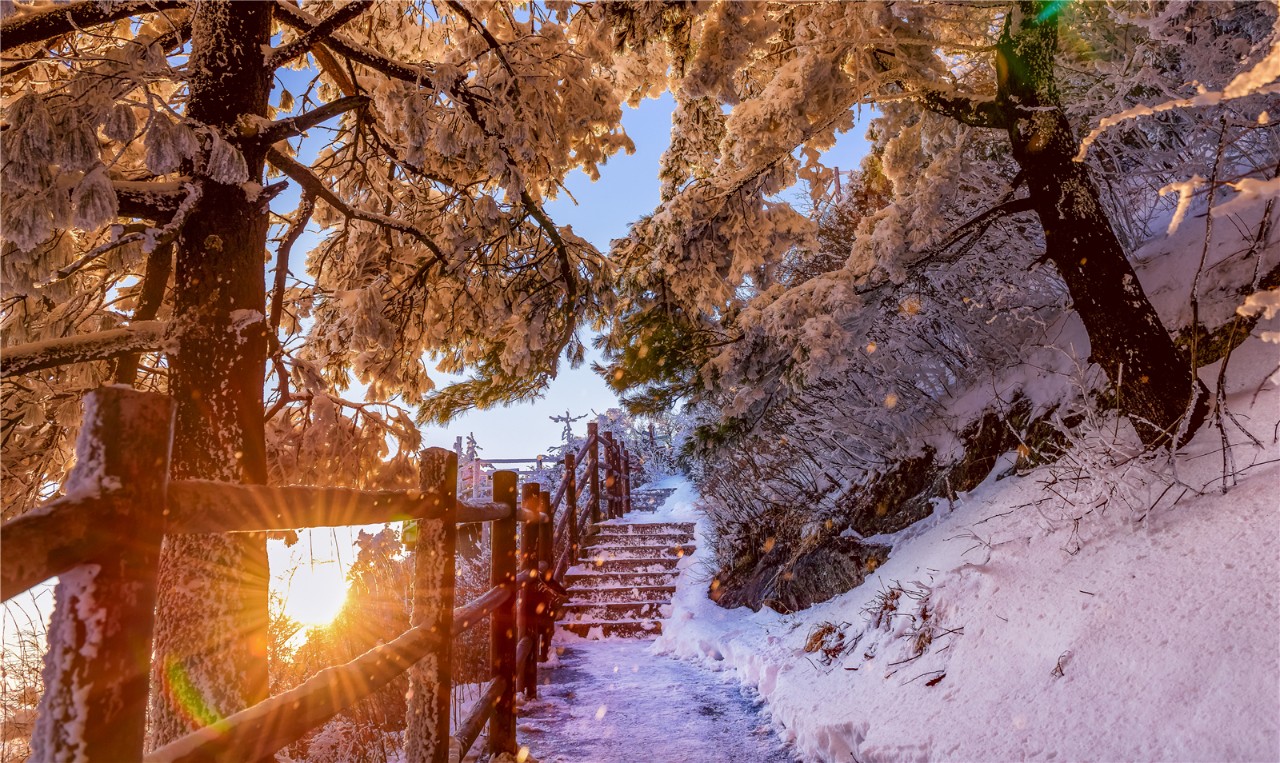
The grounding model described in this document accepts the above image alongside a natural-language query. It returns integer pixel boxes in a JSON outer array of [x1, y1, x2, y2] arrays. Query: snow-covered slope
[[653, 327, 1280, 761]]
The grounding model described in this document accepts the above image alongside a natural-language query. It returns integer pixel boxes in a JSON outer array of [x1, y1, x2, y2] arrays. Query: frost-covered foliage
[[0, 1, 641, 514], [591, 1, 1279, 605]]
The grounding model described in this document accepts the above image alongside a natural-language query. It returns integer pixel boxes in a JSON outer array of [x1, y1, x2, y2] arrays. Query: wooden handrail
[[457, 500, 510, 523], [1, 493, 116, 601], [452, 584, 513, 635], [166, 481, 449, 532], [452, 676, 507, 762], [12, 388, 637, 763], [144, 620, 447, 762], [148, 554, 505, 763]]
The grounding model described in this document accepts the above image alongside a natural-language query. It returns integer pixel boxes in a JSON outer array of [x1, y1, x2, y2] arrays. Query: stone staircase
[[558, 519, 695, 639]]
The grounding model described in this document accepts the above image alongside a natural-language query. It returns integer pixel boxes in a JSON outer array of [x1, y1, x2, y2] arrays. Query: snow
[[653, 332, 1280, 762], [515, 638, 793, 762]]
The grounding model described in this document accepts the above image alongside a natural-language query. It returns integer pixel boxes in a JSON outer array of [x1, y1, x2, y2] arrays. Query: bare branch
[[114, 241, 173, 385], [926, 196, 1036, 262], [270, 193, 314, 336], [265, 0, 373, 70], [265, 146, 449, 266], [251, 95, 370, 145], [521, 190, 578, 304]]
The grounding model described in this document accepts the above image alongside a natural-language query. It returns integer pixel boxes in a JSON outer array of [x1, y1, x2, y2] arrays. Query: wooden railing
[[0, 388, 638, 763]]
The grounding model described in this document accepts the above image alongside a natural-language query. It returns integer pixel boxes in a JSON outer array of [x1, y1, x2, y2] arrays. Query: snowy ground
[[517, 638, 793, 762], [651, 332, 1280, 762]]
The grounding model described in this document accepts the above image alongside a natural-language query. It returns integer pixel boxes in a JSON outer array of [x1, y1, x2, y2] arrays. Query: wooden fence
[[0, 387, 637, 763]]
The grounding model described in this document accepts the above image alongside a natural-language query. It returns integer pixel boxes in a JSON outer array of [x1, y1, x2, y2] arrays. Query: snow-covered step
[[591, 522, 695, 538], [628, 489, 678, 511], [572, 557, 680, 574], [579, 543, 696, 560], [558, 517, 695, 641], [566, 585, 676, 603], [563, 571, 678, 589], [581, 532, 693, 547], [560, 601, 672, 622], [560, 619, 664, 639]]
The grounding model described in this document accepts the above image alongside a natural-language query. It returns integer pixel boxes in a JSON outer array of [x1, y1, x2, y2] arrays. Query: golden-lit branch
[[2, 321, 167, 378], [251, 95, 370, 145], [265, 0, 373, 70], [0, 0, 183, 53]]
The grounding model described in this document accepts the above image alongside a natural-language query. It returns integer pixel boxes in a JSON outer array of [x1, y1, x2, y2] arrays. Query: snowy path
[[516, 639, 794, 763]]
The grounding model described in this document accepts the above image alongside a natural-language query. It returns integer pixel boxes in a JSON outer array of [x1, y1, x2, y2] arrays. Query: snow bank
[[653, 331, 1280, 762]]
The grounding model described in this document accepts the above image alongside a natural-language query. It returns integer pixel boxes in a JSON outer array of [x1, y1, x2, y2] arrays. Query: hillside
[[653, 320, 1278, 761]]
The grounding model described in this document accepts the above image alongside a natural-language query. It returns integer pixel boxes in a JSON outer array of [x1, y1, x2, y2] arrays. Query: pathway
[[510, 486, 794, 762], [516, 639, 794, 763]]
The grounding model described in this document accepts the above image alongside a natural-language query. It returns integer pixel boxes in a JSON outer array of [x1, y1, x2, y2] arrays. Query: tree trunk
[[147, 2, 274, 747], [998, 1, 1208, 447]]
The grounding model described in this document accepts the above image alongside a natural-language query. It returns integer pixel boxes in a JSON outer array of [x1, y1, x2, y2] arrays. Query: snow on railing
[[0, 387, 638, 763]]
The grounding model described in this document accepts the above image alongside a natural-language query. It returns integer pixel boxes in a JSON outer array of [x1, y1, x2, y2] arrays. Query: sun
[[281, 560, 349, 628]]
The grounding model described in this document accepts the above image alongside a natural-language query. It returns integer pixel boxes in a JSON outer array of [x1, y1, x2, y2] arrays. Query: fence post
[[602, 431, 616, 519], [564, 452, 578, 565], [518, 482, 540, 698], [622, 445, 633, 516], [404, 447, 458, 763], [537, 490, 555, 662], [30, 387, 173, 763], [488, 471, 519, 756], [587, 422, 600, 525], [611, 440, 623, 519]]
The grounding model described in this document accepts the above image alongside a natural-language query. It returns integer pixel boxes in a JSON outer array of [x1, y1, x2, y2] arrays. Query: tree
[[2, 0, 630, 744], [599, 0, 1277, 449], [895, 0, 1213, 446]]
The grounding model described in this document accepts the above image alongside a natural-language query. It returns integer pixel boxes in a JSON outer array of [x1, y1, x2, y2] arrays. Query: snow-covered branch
[[114, 180, 188, 220], [273, 1, 432, 85], [265, 0, 373, 70], [0, 0, 183, 53], [2, 321, 167, 378], [264, 147, 449, 264], [919, 90, 1010, 130]]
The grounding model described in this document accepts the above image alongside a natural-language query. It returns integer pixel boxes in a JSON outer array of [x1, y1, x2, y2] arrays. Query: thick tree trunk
[[998, 1, 1208, 447], [147, 2, 274, 747]]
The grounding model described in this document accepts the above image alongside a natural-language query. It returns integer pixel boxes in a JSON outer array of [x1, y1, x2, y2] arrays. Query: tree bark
[[147, 2, 274, 747], [997, 1, 1208, 447]]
